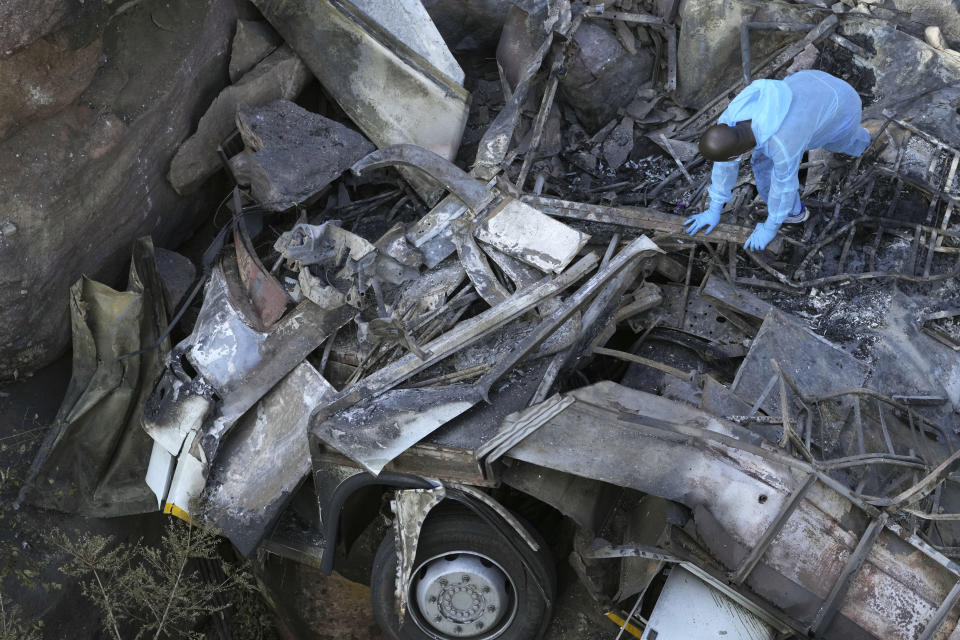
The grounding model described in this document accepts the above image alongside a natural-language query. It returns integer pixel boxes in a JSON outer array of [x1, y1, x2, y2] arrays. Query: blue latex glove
[[684, 207, 721, 237], [744, 222, 778, 251]]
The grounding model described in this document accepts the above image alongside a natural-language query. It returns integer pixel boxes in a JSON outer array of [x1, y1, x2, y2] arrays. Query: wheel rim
[[409, 551, 518, 639]]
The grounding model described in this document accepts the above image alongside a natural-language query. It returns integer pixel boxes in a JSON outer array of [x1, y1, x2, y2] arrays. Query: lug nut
[[481, 586, 491, 593], [434, 616, 443, 623], [462, 575, 470, 582], [454, 625, 463, 634], [488, 605, 496, 612], [438, 578, 448, 586], [429, 595, 437, 603], [476, 622, 485, 629]]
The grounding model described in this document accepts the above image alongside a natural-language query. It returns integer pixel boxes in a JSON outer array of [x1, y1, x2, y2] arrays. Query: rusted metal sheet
[[234, 225, 289, 328], [182, 254, 355, 442], [501, 381, 960, 639]]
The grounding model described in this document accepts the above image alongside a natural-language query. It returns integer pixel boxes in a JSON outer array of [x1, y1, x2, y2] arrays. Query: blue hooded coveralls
[[704, 70, 871, 248]]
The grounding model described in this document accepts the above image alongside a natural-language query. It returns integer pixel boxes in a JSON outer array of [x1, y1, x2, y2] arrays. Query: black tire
[[371, 510, 556, 640]]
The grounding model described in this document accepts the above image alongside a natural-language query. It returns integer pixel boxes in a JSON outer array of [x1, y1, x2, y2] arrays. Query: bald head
[[699, 120, 756, 161]]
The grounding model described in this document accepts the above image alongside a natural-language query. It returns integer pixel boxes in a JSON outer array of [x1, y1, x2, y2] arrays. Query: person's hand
[[683, 208, 721, 237], [744, 222, 778, 251]]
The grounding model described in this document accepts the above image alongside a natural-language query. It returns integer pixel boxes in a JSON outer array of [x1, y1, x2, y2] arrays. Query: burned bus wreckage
[[18, 0, 960, 638]]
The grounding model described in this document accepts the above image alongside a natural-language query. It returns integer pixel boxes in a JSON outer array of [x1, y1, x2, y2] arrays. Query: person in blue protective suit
[[684, 70, 871, 251]]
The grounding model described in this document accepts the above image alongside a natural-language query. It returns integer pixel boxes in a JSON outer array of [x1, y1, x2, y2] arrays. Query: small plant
[[46, 519, 255, 640], [0, 592, 42, 640]]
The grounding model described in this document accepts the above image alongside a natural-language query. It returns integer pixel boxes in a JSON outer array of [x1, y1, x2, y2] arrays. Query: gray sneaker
[[783, 202, 809, 224]]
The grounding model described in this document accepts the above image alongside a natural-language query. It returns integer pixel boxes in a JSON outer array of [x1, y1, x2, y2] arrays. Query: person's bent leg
[[823, 123, 871, 157], [751, 150, 773, 202], [753, 149, 803, 221]]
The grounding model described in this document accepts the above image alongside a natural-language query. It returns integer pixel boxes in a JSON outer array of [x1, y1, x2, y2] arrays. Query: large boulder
[[0, 0, 238, 380], [167, 45, 311, 195], [675, 0, 818, 108], [0, 37, 102, 140], [558, 20, 654, 133], [837, 20, 960, 118], [0, 0, 72, 55], [890, 0, 960, 47], [675, 0, 746, 108]]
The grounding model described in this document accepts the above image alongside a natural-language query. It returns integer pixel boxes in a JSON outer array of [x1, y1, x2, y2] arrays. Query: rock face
[[0, 0, 238, 380], [0, 0, 71, 55], [0, 37, 102, 140], [167, 45, 311, 195], [675, 0, 833, 108], [558, 20, 654, 133], [891, 0, 960, 46], [231, 100, 375, 210], [839, 20, 960, 119], [229, 19, 282, 82], [675, 0, 746, 108]]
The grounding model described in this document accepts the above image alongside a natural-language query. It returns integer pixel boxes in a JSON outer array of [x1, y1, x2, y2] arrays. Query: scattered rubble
[[167, 45, 312, 195], [13, 0, 960, 639], [230, 100, 376, 210]]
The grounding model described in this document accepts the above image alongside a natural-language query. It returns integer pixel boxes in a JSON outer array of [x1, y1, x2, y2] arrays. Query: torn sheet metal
[[275, 221, 376, 269], [731, 309, 870, 418], [251, 0, 470, 203], [502, 381, 960, 639], [145, 440, 175, 510], [482, 244, 543, 290], [700, 273, 773, 324], [656, 284, 750, 346], [276, 221, 418, 302], [317, 386, 477, 475], [308, 253, 599, 450], [181, 254, 355, 442], [141, 371, 212, 457], [392, 485, 447, 622], [235, 224, 289, 328], [298, 269, 349, 310], [407, 194, 473, 268], [394, 258, 466, 317], [475, 198, 591, 274], [20, 238, 169, 517], [203, 362, 336, 556], [453, 225, 510, 306], [375, 223, 424, 270]]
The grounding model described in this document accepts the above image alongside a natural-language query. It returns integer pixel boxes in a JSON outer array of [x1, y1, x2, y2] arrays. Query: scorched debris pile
[[17, 0, 960, 638]]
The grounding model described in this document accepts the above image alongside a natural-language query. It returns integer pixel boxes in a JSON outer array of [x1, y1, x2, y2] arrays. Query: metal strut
[[731, 473, 817, 585], [808, 514, 888, 636]]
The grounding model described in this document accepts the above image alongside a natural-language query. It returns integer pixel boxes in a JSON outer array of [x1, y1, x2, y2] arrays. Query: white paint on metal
[[475, 199, 590, 274], [350, 0, 465, 85], [145, 440, 175, 509], [642, 567, 775, 640]]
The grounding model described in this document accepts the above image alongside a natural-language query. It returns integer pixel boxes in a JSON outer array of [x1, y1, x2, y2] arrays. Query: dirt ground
[[282, 564, 612, 640]]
